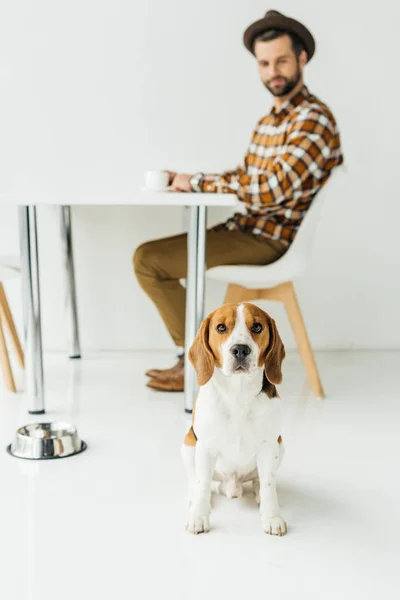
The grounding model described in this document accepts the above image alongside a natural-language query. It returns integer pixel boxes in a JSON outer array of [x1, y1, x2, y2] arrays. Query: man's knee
[[133, 241, 153, 275], [133, 240, 167, 279]]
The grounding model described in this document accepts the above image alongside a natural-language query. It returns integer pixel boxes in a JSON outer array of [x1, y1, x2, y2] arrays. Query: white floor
[[1, 350, 399, 600]]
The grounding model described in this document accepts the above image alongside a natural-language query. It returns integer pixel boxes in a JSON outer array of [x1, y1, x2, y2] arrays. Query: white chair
[[0, 257, 24, 392], [207, 175, 340, 398]]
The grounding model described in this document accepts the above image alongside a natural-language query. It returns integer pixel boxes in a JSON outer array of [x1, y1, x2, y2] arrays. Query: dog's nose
[[230, 344, 251, 361]]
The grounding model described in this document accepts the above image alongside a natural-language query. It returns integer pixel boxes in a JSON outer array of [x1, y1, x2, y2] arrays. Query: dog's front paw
[[185, 509, 210, 535], [262, 515, 287, 536]]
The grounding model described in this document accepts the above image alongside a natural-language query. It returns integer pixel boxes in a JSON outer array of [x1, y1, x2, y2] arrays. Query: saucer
[[140, 186, 172, 193]]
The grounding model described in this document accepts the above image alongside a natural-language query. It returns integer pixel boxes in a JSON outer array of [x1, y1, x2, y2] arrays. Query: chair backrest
[[274, 168, 341, 276]]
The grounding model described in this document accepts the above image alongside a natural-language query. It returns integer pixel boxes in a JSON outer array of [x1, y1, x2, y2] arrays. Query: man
[[133, 10, 343, 392]]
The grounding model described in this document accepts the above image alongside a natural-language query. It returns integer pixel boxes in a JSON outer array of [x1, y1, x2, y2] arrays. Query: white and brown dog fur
[[181, 302, 287, 536]]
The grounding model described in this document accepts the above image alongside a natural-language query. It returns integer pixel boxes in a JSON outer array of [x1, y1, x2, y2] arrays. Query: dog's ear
[[263, 316, 285, 385], [189, 316, 214, 386]]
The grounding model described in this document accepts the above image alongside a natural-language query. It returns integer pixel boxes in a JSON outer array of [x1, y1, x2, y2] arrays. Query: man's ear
[[188, 317, 215, 386], [299, 48, 308, 68], [263, 317, 285, 385]]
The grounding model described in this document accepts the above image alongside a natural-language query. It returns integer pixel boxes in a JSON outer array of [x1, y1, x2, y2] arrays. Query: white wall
[[1, 0, 399, 352]]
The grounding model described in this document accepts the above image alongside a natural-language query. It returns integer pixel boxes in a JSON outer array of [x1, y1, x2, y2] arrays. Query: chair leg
[[224, 284, 260, 304], [281, 282, 325, 398], [0, 284, 24, 369], [0, 309, 17, 393]]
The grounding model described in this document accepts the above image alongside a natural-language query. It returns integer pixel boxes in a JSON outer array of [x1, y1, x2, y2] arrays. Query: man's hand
[[165, 171, 177, 185], [171, 173, 193, 192]]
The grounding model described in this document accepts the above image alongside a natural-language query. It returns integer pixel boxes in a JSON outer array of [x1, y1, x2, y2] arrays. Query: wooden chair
[[0, 257, 24, 392], [206, 175, 340, 399]]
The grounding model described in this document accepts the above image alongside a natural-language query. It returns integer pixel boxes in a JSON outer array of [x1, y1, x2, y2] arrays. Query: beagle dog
[[181, 302, 287, 536]]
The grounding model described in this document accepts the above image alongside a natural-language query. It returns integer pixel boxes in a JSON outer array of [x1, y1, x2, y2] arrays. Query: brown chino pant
[[133, 228, 287, 348]]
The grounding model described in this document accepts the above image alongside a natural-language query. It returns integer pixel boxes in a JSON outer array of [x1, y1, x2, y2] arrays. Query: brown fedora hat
[[243, 10, 315, 61]]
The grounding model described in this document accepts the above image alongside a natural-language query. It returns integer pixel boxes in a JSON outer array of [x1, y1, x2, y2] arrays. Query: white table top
[[0, 190, 242, 208]]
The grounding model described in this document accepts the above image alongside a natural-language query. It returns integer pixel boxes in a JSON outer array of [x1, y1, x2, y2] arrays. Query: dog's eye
[[216, 323, 228, 334], [251, 322, 263, 334]]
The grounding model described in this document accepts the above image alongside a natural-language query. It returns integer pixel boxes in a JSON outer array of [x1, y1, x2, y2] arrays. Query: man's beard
[[264, 65, 301, 97]]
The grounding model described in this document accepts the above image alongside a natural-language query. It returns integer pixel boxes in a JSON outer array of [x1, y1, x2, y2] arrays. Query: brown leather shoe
[[145, 355, 184, 380], [146, 374, 184, 392]]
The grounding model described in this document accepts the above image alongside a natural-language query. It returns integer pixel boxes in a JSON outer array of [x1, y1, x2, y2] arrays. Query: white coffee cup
[[144, 170, 169, 191]]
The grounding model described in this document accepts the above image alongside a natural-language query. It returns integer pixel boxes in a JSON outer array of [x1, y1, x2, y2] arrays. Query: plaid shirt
[[200, 86, 343, 246]]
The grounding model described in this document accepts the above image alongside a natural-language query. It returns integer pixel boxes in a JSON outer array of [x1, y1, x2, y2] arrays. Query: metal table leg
[[19, 206, 45, 414], [184, 205, 207, 413], [60, 206, 81, 359]]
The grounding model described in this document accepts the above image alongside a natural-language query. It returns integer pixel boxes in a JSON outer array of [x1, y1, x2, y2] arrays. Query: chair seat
[[207, 251, 308, 289], [0, 256, 21, 282]]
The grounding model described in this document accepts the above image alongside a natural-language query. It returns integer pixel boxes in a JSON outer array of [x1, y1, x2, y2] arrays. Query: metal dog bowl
[[7, 422, 87, 460]]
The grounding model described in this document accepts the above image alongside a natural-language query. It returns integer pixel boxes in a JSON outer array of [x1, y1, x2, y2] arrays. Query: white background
[[1, 0, 399, 352]]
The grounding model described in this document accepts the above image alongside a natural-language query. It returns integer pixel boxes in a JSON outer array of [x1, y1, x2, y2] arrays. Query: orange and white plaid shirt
[[201, 86, 343, 246]]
